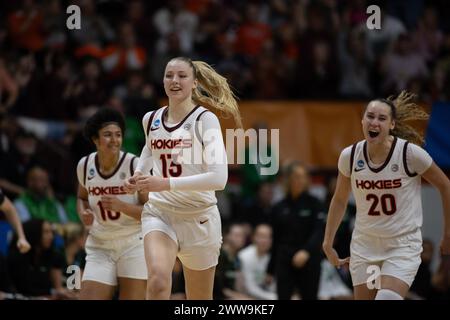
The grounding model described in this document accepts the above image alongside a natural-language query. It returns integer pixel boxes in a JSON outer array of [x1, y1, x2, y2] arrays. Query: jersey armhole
[[145, 111, 157, 136], [83, 154, 90, 186], [349, 143, 357, 176], [130, 156, 137, 176], [195, 110, 210, 147], [403, 142, 418, 177]]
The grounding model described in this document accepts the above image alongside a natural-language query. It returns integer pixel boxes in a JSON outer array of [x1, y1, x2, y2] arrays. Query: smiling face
[[163, 59, 197, 103], [362, 101, 395, 144], [93, 124, 122, 155]]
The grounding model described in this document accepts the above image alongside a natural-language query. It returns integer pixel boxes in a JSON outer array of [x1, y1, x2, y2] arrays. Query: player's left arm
[[422, 162, 450, 255], [135, 111, 228, 192], [409, 143, 450, 255], [168, 111, 228, 191]]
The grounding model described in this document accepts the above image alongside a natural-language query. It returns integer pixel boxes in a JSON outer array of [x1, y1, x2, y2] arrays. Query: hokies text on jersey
[[150, 139, 193, 150], [355, 179, 402, 190], [88, 186, 127, 196]]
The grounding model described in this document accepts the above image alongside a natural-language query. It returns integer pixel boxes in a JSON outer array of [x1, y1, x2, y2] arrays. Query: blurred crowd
[[1, 0, 450, 300]]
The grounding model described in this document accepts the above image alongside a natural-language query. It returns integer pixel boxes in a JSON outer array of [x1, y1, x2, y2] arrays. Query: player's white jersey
[[345, 137, 431, 237], [77, 151, 141, 240], [144, 105, 221, 214]]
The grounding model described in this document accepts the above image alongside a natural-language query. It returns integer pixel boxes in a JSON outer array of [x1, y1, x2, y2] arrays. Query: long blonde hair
[[170, 57, 243, 128], [374, 91, 429, 145]]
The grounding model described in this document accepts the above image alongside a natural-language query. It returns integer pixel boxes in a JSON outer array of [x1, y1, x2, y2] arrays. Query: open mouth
[[368, 130, 380, 138]]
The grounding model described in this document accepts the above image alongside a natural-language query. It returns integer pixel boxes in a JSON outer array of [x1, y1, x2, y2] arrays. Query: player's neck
[[97, 152, 120, 174], [167, 99, 196, 123], [367, 136, 394, 164]]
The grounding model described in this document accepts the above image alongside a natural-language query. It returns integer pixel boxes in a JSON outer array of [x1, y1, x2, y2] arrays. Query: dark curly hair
[[83, 108, 126, 144]]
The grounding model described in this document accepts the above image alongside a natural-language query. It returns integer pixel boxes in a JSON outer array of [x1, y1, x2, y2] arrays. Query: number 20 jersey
[[77, 151, 141, 240], [347, 137, 431, 238]]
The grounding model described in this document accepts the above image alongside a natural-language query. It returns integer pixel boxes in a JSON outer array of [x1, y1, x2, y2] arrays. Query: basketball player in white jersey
[[323, 91, 450, 300], [124, 57, 242, 300], [76, 108, 148, 299]]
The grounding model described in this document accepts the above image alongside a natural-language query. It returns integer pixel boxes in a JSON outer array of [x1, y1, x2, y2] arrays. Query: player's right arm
[[124, 112, 154, 194], [76, 157, 94, 226], [322, 147, 352, 267]]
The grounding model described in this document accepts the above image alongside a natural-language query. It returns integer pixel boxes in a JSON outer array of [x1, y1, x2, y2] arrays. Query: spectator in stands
[[7, 219, 74, 299], [0, 129, 39, 199], [238, 181, 274, 228], [70, 0, 115, 48], [62, 223, 86, 271], [152, 0, 198, 55], [234, 2, 272, 59], [413, 6, 443, 64], [7, 0, 45, 52], [14, 166, 68, 223], [0, 188, 31, 254], [381, 33, 428, 94], [356, 9, 406, 58], [238, 223, 277, 300], [0, 56, 19, 113], [102, 22, 147, 79], [214, 223, 250, 300], [0, 252, 13, 299], [430, 255, 450, 300], [268, 161, 325, 300], [338, 29, 373, 99], [317, 258, 353, 300], [409, 238, 434, 299], [70, 57, 107, 116], [240, 121, 277, 204]]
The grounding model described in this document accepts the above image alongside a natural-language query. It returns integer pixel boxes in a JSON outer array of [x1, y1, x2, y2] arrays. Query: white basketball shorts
[[82, 232, 147, 286], [349, 228, 422, 287], [141, 202, 222, 271]]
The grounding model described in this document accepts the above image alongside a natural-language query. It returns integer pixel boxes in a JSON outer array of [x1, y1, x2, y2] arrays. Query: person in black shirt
[[268, 162, 325, 300], [7, 219, 73, 298]]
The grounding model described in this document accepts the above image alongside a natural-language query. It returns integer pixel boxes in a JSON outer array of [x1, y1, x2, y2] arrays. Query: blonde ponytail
[[388, 91, 429, 145], [191, 60, 243, 128]]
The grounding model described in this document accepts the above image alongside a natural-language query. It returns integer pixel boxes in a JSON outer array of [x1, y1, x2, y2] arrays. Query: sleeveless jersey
[[144, 105, 218, 213], [77, 151, 141, 240], [348, 137, 426, 237]]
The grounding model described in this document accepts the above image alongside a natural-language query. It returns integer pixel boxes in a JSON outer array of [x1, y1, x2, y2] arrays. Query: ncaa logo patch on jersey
[[87, 168, 96, 180], [355, 159, 365, 172], [119, 172, 126, 180], [150, 119, 161, 131], [391, 164, 399, 172], [184, 123, 192, 130]]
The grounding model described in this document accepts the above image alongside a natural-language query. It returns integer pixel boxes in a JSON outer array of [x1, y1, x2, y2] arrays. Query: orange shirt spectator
[[102, 23, 147, 78], [7, 8, 45, 52], [235, 22, 272, 57]]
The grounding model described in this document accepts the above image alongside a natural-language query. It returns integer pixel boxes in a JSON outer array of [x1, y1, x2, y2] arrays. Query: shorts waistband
[[146, 201, 217, 218]]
